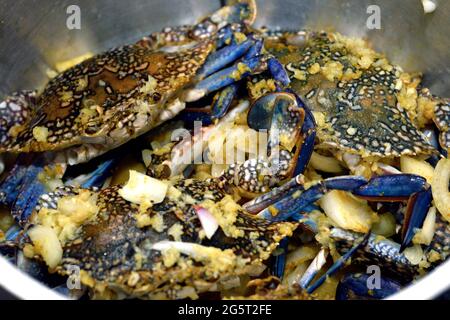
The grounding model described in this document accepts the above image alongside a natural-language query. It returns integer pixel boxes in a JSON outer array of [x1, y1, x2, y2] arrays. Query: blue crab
[[19, 177, 298, 299], [258, 30, 449, 161]]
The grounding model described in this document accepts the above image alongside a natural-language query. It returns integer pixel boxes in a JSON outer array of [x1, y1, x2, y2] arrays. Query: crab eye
[[151, 92, 162, 103]]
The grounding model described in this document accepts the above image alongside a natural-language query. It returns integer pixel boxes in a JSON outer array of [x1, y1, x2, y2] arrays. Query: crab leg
[[330, 228, 414, 275], [257, 174, 432, 247], [185, 55, 268, 102], [270, 237, 289, 279], [290, 91, 317, 176], [306, 232, 370, 294], [195, 40, 254, 79], [256, 176, 367, 221]]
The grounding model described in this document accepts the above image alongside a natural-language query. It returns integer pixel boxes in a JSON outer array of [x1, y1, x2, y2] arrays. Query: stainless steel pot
[[0, 0, 449, 300]]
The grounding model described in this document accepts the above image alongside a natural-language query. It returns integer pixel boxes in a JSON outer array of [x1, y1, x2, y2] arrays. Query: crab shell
[[28, 179, 296, 299], [0, 0, 259, 165], [0, 39, 214, 165], [263, 31, 435, 158]]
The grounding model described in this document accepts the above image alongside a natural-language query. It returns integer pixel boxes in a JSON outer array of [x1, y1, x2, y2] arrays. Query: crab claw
[[353, 174, 428, 201], [400, 188, 432, 251], [248, 92, 305, 169]]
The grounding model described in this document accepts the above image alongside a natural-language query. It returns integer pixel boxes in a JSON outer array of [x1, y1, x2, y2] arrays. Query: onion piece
[[194, 206, 219, 239], [319, 190, 377, 233], [431, 158, 450, 222], [310, 152, 344, 173], [118, 170, 168, 205], [28, 225, 63, 269], [403, 244, 424, 265], [400, 156, 434, 183]]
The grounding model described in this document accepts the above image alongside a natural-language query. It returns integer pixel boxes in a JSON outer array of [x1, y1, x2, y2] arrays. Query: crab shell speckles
[[433, 100, 450, 152], [265, 31, 435, 158], [29, 180, 296, 298], [0, 40, 214, 162]]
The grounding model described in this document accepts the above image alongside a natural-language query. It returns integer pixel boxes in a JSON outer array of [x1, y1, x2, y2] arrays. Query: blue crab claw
[[248, 92, 305, 156], [1, 152, 117, 226], [353, 174, 428, 201], [289, 90, 317, 176], [257, 176, 367, 222], [336, 273, 402, 300], [306, 232, 370, 294], [65, 157, 118, 189], [243, 174, 306, 214], [270, 237, 289, 279], [401, 188, 433, 251]]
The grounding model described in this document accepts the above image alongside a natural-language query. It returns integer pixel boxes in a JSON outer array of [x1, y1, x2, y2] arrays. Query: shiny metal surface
[[0, 0, 449, 299]]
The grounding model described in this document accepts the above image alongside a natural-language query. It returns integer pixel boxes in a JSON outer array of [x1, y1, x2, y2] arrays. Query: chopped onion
[[400, 156, 434, 183], [28, 225, 63, 269], [431, 158, 450, 222], [413, 206, 436, 246], [194, 206, 219, 239], [319, 190, 377, 233], [422, 0, 437, 14], [310, 152, 344, 173], [371, 212, 396, 238], [118, 170, 168, 205], [141, 149, 152, 168], [404, 244, 424, 265]]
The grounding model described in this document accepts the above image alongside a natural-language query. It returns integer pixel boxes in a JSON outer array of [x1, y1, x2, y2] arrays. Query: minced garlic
[[28, 225, 63, 268], [32, 126, 49, 142], [168, 223, 184, 241], [200, 196, 244, 238], [135, 212, 165, 232], [321, 61, 344, 82]]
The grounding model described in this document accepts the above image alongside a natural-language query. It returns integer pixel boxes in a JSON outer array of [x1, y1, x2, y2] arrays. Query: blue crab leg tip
[[400, 188, 433, 251], [192, 55, 265, 97], [5, 224, 21, 241], [353, 174, 428, 200], [211, 82, 240, 119], [306, 233, 369, 294], [270, 237, 289, 279], [197, 40, 253, 79], [267, 57, 290, 87]]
